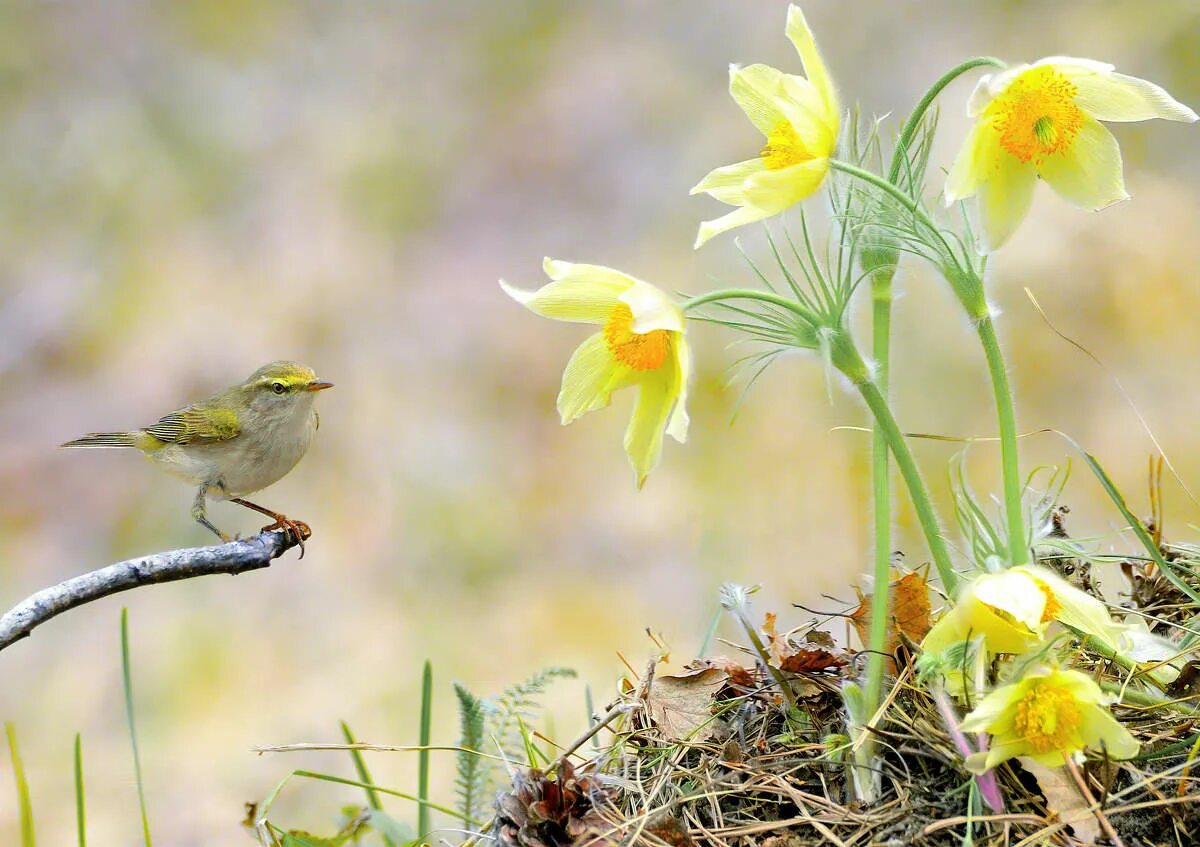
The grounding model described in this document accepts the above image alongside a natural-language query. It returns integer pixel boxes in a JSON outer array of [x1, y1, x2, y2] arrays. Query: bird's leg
[[192, 485, 232, 542], [229, 497, 311, 557]]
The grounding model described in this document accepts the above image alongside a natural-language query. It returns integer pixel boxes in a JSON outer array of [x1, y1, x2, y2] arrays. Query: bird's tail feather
[[60, 432, 138, 448]]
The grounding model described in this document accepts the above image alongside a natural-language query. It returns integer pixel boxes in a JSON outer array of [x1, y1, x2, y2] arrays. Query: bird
[[61, 361, 332, 556]]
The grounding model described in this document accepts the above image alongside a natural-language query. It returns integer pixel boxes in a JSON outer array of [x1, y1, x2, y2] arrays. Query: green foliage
[[451, 666, 576, 823], [338, 722, 395, 847], [417, 661, 433, 840], [452, 682, 488, 827], [74, 733, 86, 847], [121, 609, 153, 847], [5, 722, 36, 847]]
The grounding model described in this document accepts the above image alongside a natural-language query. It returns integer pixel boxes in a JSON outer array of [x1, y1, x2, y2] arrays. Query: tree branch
[[0, 530, 301, 652]]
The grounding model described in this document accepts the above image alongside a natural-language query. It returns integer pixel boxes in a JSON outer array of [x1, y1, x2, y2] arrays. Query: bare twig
[[0, 530, 300, 652]]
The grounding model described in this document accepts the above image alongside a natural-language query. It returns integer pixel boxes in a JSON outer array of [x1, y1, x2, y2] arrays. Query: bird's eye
[[272, 382, 286, 395]]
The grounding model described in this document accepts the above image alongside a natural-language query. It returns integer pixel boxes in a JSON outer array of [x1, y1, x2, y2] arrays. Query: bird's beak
[[306, 381, 334, 391]]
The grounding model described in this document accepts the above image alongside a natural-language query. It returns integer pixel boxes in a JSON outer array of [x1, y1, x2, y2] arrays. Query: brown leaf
[[850, 569, 932, 671], [646, 667, 726, 741], [645, 812, 694, 847], [805, 630, 836, 648], [1021, 758, 1101, 846], [779, 648, 846, 673]]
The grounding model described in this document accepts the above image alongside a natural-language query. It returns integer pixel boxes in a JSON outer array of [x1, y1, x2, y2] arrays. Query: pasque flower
[[501, 260, 690, 487], [691, 5, 839, 248], [960, 665, 1138, 768], [922, 564, 1130, 660], [945, 57, 1197, 250]]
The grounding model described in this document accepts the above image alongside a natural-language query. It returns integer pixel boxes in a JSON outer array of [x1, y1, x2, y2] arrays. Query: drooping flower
[[690, 5, 839, 249], [501, 259, 690, 487], [960, 665, 1138, 768], [945, 57, 1197, 251], [922, 564, 1130, 660]]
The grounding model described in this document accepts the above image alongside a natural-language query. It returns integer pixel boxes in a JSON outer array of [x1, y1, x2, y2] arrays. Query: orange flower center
[[1034, 579, 1062, 624], [1013, 681, 1081, 754], [604, 303, 672, 372], [988, 66, 1084, 165], [761, 120, 813, 171]]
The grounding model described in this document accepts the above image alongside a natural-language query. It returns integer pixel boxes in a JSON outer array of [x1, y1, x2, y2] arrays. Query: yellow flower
[[501, 259, 690, 487], [945, 57, 1197, 251], [922, 564, 1129, 659], [690, 5, 839, 249], [960, 666, 1138, 768]]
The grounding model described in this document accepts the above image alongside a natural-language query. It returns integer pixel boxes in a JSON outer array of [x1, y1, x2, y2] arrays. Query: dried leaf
[[779, 648, 846, 673], [645, 811, 694, 847], [646, 668, 726, 741], [850, 569, 932, 671], [804, 630, 836, 648], [1021, 758, 1101, 846]]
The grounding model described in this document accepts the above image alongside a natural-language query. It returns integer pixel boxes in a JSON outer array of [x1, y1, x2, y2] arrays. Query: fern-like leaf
[[453, 682, 488, 826]]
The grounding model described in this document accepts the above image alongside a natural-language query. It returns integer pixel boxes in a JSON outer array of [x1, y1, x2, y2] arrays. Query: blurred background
[[0, 0, 1197, 841]]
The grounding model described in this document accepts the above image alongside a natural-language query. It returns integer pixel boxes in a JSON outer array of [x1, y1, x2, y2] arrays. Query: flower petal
[[556, 333, 626, 425], [625, 369, 675, 488], [1038, 116, 1128, 210], [968, 64, 1030, 117], [666, 334, 690, 444], [945, 116, 999, 204], [1078, 706, 1139, 760], [694, 204, 776, 249], [620, 280, 685, 335], [1056, 61, 1198, 123], [729, 63, 793, 136], [500, 259, 635, 324], [960, 683, 1020, 734], [977, 154, 1037, 251], [741, 157, 830, 209], [973, 570, 1047, 630], [785, 5, 837, 121], [690, 158, 768, 204]]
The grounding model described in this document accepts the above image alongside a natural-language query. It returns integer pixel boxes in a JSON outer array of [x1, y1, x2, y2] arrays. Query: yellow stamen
[[1013, 681, 1081, 754], [761, 120, 812, 171], [604, 304, 672, 372], [1034, 579, 1061, 624], [988, 66, 1084, 165]]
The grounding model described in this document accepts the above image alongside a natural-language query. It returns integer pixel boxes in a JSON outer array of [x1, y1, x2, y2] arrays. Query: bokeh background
[[0, 0, 1197, 842]]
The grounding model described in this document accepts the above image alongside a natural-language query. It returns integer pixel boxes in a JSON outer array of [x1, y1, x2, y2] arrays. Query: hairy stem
[[865, 269, 894, 713], [976, 315, 1028, 564], [831, 334, 957, 592]]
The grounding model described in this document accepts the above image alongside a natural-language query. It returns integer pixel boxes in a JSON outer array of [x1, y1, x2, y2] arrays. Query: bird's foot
[[261, 515, 312, 558]]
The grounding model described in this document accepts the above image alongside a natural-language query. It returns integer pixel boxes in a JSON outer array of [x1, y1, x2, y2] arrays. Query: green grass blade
[[417, 660, 433, 840], [338, 721, 395, 847], [5, 723, 35, 847], [121, 609, 153, 847], [74, 733, 86, 847], [697, 606, 721, 658], [290, 770, 479, 824], [1062, 436, 1200, 605]]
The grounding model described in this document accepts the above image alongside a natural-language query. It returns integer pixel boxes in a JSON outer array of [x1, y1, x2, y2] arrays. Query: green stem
[[831, 335, 957, 592], [886, 57, 1006, 185], [975, 315, 1028, 564], [865, 270, 893, 713]]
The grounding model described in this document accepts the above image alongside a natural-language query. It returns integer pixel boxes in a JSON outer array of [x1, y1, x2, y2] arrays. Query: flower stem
[[887, 57, 1006, 185], [830, 334, 957, 592], [682, 288, 815, 320], [975, 315, 1028, 565], [865, 269, 894, 712]]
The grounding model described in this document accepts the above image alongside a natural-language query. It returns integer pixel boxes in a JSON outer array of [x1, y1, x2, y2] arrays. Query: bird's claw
[[262, 516, 312, 558]]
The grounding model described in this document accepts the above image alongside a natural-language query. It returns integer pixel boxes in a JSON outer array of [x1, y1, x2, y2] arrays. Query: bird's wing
[[142, 403, 241, 446]]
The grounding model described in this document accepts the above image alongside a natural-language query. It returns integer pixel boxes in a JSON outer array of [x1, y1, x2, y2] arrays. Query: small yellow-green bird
[[62, 361, 332, 554]]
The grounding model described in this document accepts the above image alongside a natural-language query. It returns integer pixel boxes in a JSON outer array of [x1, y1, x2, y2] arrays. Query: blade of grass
[[339, 721, 395, 847], [5, 722, 35, 847], [290, 770, 479, 825], [417, 660, 433, 840], [697, 606, 721, 658], [121, 609, 153, 847], [74, 733, 86, 847], [1060, 435, 1200, 605]]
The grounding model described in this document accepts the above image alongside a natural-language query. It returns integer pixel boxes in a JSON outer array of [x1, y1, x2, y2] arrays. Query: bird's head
[[241, 361, 333, 418]]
